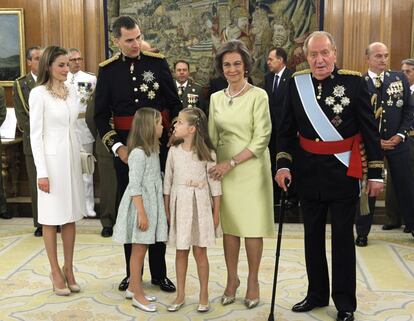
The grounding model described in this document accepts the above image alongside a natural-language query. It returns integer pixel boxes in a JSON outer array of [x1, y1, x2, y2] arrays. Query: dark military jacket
[[175, 80, 207, 113], [94, 51, 182, 151], [12, 73, 36, 155], [277, 68, 384, 201], [364, 70, 414, 155]]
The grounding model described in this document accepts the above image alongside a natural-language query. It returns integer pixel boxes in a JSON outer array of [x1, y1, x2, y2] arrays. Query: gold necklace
[[46, 83, 69, 100]]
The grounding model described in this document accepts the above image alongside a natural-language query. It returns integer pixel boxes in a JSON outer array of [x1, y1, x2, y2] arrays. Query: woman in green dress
[[208, 40, 275, 309]]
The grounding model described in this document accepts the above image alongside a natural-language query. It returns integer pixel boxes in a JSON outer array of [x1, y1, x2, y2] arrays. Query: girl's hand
[[38, 178, 50, 193], [137, 211, 149, 231], [213, 213, 219, 229], [208, 161, 232, 181]]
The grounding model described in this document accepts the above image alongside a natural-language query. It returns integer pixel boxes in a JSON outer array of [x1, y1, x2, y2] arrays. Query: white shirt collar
[[176, 80, 188, 88], [410, 84, 414, 94], [31, 72, 37, 82], [368, 69, 384, 82], [275, 66, 286, 78]]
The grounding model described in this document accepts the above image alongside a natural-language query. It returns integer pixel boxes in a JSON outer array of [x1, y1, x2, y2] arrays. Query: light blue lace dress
[[113, 148, 168, 244]]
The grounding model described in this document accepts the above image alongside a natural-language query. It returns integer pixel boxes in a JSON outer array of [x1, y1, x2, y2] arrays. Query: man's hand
[[275, 169, 291, 192], [365, 180, 384, 197], [116, 145, 128, 164], [381, 135, 402, 150]]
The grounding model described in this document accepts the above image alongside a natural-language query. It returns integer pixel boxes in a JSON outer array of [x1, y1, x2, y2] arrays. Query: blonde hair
[[174, 107, 215, 162], [127, 108, 161, 156]]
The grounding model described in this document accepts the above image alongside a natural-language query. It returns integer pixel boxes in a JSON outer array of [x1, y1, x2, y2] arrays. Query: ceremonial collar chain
[[226, 80, 248, 105]]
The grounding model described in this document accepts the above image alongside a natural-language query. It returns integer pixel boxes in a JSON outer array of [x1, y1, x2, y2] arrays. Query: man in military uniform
[[94, 16, 181, 293], [355, 43, 414, 246], [0, 86, 10, 220], [173, 59, 207, 113], [12, 46, 42, 233], [276, 31, 384, 321], [66, 48, 97, 218], [85, 93, 117, 237]]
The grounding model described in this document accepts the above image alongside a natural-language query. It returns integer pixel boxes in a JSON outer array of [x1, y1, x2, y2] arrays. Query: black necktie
[[272, 74, 279, 93]]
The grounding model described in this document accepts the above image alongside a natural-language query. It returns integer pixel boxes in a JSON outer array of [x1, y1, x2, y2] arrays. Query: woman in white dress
[[29, 46, 86, 296]]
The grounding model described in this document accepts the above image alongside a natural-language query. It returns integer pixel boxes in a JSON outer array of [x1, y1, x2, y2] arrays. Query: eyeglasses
[[69, 58, 83, 62]]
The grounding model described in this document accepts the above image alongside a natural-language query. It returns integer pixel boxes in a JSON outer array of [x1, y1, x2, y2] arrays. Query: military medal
[[396, 99, 403, 107], [130, 63, 134, 74], [324, 85, 350, 115], [316, 83, 322, 99]]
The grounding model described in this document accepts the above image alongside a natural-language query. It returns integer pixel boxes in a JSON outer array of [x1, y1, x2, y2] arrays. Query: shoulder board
[[292, 69, 311, 77], [141, 51, 165, 59], [338, 69, 361, 77], [99, 53, 120, 67]]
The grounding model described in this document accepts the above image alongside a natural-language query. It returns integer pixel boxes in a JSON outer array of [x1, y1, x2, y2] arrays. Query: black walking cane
[[268, 178, 289, 321]]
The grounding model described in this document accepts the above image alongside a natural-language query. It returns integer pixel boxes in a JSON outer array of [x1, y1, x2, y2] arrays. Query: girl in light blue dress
[[113, 108, 168, 313]]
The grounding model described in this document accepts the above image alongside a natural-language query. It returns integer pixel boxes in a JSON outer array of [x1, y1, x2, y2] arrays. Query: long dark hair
[[174, 107, 215, 162], [37, 46, 68, 86]]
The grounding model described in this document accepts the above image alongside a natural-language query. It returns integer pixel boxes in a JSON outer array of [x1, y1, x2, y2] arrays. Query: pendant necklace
[[227, 80, 248, 105]]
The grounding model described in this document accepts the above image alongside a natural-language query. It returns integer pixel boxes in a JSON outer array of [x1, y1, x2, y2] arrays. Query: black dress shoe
[[0, 212, 12, 219], [151, 277, 176, 292], [34, 227, 43, 237], [101, 227, 113, 237], [355, 235, 367, 247], [118, 276, 129, 291], [403, 226, 411, 233], [337, 311, 354, 321], [292, 297, 328, 312], [382, 224, 401, 230]]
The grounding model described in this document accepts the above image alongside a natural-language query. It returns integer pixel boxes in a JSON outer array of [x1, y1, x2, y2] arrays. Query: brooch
[[324, 85, 350, 115], [142, 71, 155, 83]]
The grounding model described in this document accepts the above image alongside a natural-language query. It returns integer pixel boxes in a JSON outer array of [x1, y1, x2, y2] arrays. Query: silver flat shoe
[[244, 298, 260, 309], [167, 301, 185, 312], [221, 294, 236, 305], [197, 302, 210, 312], [132, 297, 157, 312], [125, 289, 156, 302]]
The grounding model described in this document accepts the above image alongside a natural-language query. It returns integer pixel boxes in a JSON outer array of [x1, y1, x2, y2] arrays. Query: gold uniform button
[[315, 138, 320, 142], [383, 119, 386, 122]]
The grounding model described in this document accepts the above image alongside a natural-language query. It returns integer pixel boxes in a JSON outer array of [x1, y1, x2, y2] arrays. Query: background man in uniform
[[276, 31, 384, 321], [12, 46, 42, 233], [66, 48, 97, 218], [173, 59, 207, 113], [94, 15, 181, 292], [381, 58, 414, 234], [264, 47, 296, 212], [0, 86, 9, 220], [355, 43, 414, 247]]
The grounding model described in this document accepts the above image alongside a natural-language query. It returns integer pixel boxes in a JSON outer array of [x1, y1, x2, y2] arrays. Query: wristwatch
[[229, 158, 238, 168]]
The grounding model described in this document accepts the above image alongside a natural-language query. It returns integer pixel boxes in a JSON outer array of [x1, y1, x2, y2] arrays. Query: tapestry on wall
[[105, 0, 321, 87]]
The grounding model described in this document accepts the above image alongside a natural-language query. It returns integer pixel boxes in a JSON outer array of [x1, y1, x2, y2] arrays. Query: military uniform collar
[[312, 66, 337, 82], [121, 53, 140, 62], [176, 80, 188, 89], [30, 71, 37, 83]]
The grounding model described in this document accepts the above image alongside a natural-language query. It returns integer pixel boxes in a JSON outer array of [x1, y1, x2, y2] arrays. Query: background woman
[[29, 46, 86, 295], [208, 40, 274, 309]]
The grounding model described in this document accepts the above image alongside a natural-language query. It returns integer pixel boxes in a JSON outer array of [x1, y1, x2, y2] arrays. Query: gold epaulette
[[367, 160, 384, 169], [276, 152, 292, 162], [99, 53, 120, 67], [292, 69, 311, 77], [142, 51, 165, 59], [338, 69, 362, 77]]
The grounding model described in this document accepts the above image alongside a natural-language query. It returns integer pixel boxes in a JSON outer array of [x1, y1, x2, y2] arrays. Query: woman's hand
[[213, 213, 219, 229], [38, 178, 50, 193], [137, 211, 149, 231], [208, 160, 233, 180]]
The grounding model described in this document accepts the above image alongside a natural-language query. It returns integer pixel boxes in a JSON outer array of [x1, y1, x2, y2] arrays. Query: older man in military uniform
[[94, 16, 181, 293], [174, 59, 207, 113], [276, 31, 384, 321], [355, 43, 414, 246], [12, 46, 42, 233], [66, 48, 97, 218]]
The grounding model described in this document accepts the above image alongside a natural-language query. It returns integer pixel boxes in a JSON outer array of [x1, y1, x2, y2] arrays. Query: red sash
[[113, 110, 171, 131], [299, 133, 363, 179]]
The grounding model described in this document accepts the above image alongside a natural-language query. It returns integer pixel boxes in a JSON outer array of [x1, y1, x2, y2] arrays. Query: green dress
[[208, 86, 275, 237]]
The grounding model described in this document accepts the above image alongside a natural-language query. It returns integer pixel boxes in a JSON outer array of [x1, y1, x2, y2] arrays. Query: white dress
[[164, 145, 222, 249], [29, 85, 86, 225]]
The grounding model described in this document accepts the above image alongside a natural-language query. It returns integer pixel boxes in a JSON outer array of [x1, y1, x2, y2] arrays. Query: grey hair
[[68, 48, 81, 55], [402, 58, 414, 67], [303, 31, 337, 56], [26, 46, 42, 60], [214, 40, 253, 77]]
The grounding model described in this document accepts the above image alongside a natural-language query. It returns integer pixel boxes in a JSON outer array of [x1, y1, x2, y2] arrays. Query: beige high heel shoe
[[221, 277, 240, 305], [62, 267, 81, 293], [49, 273, 70, 296]]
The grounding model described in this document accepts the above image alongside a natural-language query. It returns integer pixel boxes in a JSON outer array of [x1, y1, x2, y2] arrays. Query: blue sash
[[294, 74, 350, 167]]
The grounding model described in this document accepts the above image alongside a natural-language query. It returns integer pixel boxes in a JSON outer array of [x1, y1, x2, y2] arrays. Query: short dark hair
[[112, 16, 139, 38], [214, 40, 253, 77], [26, 46, 42, 60], [268, 47, 288, 63], [174, 60, 190, 70]]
